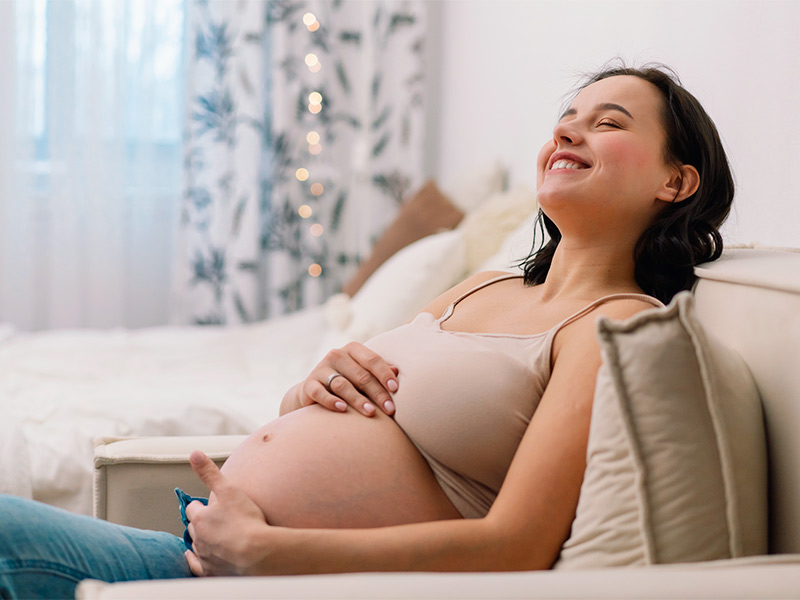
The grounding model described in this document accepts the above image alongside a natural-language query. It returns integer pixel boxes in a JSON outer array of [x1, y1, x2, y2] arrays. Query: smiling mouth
[[549, 159, 590, 171]]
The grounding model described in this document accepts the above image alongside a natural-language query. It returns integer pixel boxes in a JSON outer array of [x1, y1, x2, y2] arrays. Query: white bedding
[[0, 306, 327, 515]]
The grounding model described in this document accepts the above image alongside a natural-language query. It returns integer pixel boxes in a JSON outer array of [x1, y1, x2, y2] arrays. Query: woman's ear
[[657, 164, 700, 204]]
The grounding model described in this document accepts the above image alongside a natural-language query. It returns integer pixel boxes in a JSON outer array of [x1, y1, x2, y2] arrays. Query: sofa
[[77, 246, 800, 599]]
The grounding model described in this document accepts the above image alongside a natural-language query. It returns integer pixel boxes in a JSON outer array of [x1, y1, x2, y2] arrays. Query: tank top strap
[[439, 273, 522, 323], [553, 292, 664, 333]]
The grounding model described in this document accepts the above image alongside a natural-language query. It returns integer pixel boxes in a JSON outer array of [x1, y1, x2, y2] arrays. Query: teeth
[[551, 159, 586, 170]]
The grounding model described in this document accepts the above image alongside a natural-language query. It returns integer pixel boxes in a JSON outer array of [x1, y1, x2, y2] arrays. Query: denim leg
[[0, 494, 191, 600]]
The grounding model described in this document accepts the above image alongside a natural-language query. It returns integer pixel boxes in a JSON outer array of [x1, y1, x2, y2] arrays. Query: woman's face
[[536, 75, 676, 235]]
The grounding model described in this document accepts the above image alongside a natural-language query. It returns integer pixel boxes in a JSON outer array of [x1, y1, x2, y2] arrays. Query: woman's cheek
[[536, 140, 555, 188], [609, 138, 660, 171]]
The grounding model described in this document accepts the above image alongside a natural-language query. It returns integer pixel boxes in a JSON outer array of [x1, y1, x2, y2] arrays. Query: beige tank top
[[365, 274, 663, 518]]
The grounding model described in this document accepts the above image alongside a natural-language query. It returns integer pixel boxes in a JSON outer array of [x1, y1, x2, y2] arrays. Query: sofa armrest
[[93, 435, 247, 536]]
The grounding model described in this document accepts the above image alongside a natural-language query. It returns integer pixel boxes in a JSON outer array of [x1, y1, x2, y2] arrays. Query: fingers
[[307, 343, 400, 416], [343, 342, 399, 411], [184, 549, 206, 577], [189, 450, 227, 495]]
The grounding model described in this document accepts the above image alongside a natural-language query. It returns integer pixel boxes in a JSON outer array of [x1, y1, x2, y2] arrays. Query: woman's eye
[[597, 120, 621, 129]]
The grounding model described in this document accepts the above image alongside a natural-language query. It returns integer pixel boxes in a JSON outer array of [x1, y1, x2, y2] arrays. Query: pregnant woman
[[0, 63, 734, 598]]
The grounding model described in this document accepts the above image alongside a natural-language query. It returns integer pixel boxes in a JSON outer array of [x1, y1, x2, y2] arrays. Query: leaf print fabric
[[174, 0, 427, 325]]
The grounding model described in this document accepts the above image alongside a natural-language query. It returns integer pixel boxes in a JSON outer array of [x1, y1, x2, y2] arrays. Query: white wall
[[427, 0, 800, 247]]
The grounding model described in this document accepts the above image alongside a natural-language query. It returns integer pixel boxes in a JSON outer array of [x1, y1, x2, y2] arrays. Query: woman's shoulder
[[553, 295, 658, 361], [416, 270, 517, 320]]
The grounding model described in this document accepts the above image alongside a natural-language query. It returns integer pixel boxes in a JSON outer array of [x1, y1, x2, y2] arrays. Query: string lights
[[300, 12, 324, 278], [305, 52, 321, 73], [306, 130, 322, 155], [307, 91, 322, 114], [302, 12, 319, 32]]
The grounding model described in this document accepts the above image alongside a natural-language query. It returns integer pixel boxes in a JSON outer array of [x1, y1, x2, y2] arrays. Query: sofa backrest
[[693, 247, 800, 554]]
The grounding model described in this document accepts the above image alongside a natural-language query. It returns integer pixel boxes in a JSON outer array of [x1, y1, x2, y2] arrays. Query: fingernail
[[334, 400, 347, 412], [384, 400, 395, 414], [387, 379, 398, 392], [363, 402, 376, 414], [190, 451, 204, 466]]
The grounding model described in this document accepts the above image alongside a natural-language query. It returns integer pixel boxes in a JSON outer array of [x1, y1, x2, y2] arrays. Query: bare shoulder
[[416, 270, 514, 320], [590, 296, 661, 322], [554, 296, 660, 362]]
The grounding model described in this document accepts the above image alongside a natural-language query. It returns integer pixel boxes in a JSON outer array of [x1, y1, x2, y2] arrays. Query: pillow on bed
[[440, 160, 507, 214], [341, 181, 464, 297], [555, 292, 768, 569], [318, 228, 467, 355], [458, 184, 538, 273], [476, 211, 538, 273]]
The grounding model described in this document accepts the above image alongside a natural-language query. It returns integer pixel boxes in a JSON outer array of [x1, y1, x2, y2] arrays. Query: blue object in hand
[[175, 487, 209, 552]]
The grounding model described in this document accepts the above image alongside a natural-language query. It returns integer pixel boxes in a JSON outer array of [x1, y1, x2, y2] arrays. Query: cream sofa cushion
[[556, 292, 768, 569]]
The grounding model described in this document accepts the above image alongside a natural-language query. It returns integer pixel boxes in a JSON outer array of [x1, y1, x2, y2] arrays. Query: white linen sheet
[[0, 306, 327, 515]]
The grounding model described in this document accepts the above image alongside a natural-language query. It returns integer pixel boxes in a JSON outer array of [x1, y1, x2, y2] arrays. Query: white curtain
[[0, 0, 186, 331]]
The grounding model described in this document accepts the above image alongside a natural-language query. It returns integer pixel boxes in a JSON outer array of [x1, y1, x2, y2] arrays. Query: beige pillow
[[441, 161, 507, 213], [458, 184, 538, 273], [341, 180, 463, 296], [555, 292, 768, 569], [315, 228, 468, 358]]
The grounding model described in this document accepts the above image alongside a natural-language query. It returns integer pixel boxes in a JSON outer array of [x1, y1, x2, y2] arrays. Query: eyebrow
[[559, 102, 634, 121]]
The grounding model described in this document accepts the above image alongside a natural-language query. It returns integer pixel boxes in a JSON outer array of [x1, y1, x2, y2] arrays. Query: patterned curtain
[[174, 0, 427, 325]]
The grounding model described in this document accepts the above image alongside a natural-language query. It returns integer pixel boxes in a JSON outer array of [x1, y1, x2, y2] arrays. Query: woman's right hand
[[285, 342, 399, 417]]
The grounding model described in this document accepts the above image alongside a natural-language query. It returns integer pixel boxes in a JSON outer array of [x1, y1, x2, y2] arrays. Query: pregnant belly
[[220, 405, 462, 528]]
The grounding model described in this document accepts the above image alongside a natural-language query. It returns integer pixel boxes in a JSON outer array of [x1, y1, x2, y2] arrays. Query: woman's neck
[[538, 239, 642, 302]]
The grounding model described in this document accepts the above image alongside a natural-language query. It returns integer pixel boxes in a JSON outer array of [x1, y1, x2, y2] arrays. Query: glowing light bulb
[[305, 53, 319, 67], [295, 168, 309, 181], [298, 205, 312, 218], [302, 12, 317, 27], [310, 223, 324, 237], [308, 103, 321, 114], [309, 143, 322, 155], [308, 263, 322, 277], [309, 63, 321, 73], [308, 91, 322, 105], [306, 131, 320, 145], [310, 183, 324, 196]]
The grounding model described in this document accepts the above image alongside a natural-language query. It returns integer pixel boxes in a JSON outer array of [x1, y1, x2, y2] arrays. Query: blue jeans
[[0, 494, 192, 599]]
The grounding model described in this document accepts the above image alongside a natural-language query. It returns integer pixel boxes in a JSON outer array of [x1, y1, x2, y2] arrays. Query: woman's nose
[[552, 120, 582, 145]]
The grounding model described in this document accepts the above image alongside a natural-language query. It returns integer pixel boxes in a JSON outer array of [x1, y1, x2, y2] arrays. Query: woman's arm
[[188, 298, 654, 576]]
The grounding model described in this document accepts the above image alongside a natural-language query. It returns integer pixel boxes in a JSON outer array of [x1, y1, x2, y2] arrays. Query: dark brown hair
[[521, 63, 734, 304]]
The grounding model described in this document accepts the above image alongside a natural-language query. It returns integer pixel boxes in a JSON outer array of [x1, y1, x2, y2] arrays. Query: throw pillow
[[441, 161, 507, 214], [317, 228, 467, 359], [555, 292, 768, 569], [477, 211, 539, 273], [341, 180, 464, 297], [459, 184, 538, 273]]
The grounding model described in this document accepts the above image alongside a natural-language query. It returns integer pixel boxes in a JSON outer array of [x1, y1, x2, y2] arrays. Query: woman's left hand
[[184, 450, 270, 577]]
